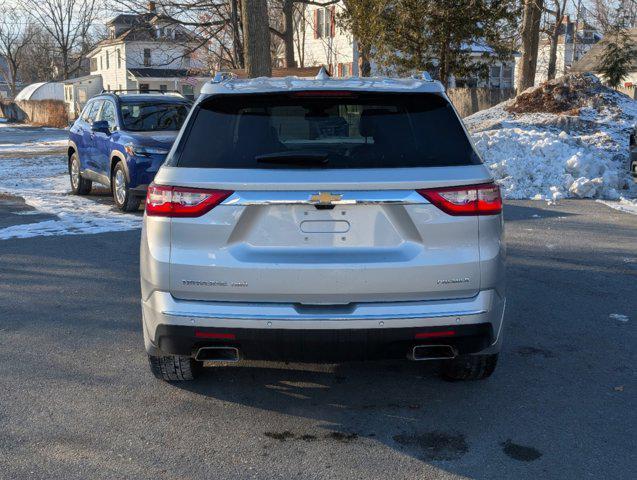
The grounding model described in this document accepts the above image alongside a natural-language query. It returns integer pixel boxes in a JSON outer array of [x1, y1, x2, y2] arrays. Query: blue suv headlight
[[125, 144, 169, 157]]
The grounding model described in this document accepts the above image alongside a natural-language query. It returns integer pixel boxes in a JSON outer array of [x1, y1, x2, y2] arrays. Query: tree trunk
[[231, 0, 245, 69], [241, 0, 272, 77], [282, 0, 297, 67], [546, 29, 560, 79], [358, 43, 371, 76], [8, 59, 18, 98], [294, 4, 306, 68], [517, 0, 544, 92]]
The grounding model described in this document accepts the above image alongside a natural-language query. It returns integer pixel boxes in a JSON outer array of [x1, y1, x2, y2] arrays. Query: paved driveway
[[0, 196, 635, 480]]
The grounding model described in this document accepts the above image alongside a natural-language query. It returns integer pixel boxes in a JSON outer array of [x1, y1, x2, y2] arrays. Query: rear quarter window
[[173, 92, 480, 169]]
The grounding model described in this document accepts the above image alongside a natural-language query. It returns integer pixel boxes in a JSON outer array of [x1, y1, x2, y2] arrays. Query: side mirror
[[91, 120, 110, 135]]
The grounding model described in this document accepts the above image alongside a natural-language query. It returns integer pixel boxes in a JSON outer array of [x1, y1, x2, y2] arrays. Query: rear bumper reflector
[[415, 330, 456, 339], [194, 331, 236, 340]]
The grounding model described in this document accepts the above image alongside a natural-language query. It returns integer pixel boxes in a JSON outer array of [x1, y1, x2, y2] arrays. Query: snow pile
[[466, 73, 637, 202], [0, 153, 141, 240]]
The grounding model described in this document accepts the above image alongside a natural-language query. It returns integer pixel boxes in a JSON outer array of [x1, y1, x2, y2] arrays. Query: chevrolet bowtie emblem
[[310, 192, 343, 205]]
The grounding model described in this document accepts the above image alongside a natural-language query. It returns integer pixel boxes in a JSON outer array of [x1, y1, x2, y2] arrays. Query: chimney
[[148, 1, 156, 13]]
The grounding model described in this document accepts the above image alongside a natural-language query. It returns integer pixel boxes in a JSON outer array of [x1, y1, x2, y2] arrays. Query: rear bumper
[[142, 289, 506, 360]]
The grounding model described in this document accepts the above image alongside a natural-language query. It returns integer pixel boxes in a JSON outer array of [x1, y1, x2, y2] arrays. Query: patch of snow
[[597, 197, 637, 215], [0, 139, 68, 154], [0, 154, 141, 240], [466, 74, 637, 203], [609, 313, 629, 322]]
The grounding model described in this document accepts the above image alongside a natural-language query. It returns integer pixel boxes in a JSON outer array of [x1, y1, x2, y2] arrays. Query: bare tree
[[270, 0, 339, 68], [542, 0, 568, 80], [0, 9, 35, 97], [518, 0, 544, 92], [241, 0, 271, 76], [17, 25, 59, 83], [590, 0, 637, 33], [18, 0, 103, 79], [293, 2, 307, 67]]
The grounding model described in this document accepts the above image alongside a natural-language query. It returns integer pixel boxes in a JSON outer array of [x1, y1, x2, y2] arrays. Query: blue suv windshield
[[120, 102, 189, 132]]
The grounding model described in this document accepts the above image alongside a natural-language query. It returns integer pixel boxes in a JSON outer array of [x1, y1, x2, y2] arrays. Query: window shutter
[[313, 9, 319, 39], [330, 7, 336, 37]]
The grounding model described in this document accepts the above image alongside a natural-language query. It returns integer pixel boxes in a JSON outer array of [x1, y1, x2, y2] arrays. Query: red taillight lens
[[417, 183, 502, 216], [145, 184, 233, 217]]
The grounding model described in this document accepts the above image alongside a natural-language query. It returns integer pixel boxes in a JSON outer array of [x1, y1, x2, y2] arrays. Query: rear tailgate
[[161, 167, 489, 304]]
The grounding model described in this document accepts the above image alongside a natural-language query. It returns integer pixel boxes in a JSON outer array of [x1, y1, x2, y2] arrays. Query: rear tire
[[69, 152, 92, 195], [112, 161, 141, 212], [441, 353, 498, 381], [148, 354, 202, 382]]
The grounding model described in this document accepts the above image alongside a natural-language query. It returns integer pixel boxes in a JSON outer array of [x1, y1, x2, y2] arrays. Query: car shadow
[[503, 201, 575, 221]]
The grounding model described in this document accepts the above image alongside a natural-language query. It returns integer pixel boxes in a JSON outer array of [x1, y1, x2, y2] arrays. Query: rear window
[[173, 92, 479, 168], [120, 102, 190, 132]]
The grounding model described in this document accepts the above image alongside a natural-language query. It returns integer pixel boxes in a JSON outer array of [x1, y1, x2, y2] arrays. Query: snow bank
[[0, 154, 141, 240], [465, 74, 637, 203]]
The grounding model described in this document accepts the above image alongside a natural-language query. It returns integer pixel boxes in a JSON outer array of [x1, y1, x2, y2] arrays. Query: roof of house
[[62, 74, 102, 85], [128, 68, 208, 79], [225, 66, 324, 78], [88, 13, 201, 56], [15, 82, 64, 101], [571, 28, 637, 73]]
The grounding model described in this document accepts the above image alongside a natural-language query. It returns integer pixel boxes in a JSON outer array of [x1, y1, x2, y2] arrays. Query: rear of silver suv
[[140, 74, 505, 382]]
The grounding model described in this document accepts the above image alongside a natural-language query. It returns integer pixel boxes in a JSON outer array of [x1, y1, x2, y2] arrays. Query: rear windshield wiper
[[255, 152, 328, 166]]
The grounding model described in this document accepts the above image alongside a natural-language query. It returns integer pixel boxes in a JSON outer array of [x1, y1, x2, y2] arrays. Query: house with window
[[571, 27, 637, 98], [518, 15, 601, 86], [297, 2, 515, 88], [72, 2, 208, 116], [448, 45, 516, 89], [300, 3, 359, 77]]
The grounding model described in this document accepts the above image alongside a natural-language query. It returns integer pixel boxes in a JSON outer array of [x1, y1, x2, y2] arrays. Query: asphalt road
[[0, 198, 635, 480]]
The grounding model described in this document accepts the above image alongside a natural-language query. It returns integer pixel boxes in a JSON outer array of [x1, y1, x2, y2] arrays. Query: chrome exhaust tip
[[195, 346, 240, 362], [410, 345, 457, 361]]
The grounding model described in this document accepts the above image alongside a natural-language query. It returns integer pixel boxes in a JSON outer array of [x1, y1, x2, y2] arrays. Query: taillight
[[417, 182, 502, 216], [145, 184, 233, 217]]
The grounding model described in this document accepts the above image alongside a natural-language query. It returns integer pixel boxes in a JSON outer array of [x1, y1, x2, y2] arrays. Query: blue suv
[[68, 92, 191, 211]]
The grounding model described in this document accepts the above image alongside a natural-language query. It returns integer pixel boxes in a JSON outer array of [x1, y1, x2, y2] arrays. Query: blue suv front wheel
[[69, 152, 92, 195], [111, 161, 141, 212]]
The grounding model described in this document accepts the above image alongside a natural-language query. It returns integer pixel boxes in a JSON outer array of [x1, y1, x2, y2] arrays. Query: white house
[[62, 75, 103, 118], [85, 3, 210, 101], [299, 3, 359, 77], [449, 45, 516, 89], [297, 2, 515, 88]]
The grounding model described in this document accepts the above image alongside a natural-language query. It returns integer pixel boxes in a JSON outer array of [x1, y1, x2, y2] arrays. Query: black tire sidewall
[[112, 161, 141, 212], [69, 153, 91, 194], [112, 162, 127, 208]]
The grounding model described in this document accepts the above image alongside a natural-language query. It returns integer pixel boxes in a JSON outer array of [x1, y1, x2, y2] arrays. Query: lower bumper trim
[[153, 324, 493, 361]]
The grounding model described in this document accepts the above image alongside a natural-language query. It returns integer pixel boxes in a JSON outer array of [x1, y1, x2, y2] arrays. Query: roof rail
[[212, 71, 236, 83], [101, 89, 185, 97], [315, 66, 331, 80]]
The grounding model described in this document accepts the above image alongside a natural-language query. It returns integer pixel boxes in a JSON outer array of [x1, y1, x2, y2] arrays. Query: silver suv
[[140, 72, 506, 382]]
